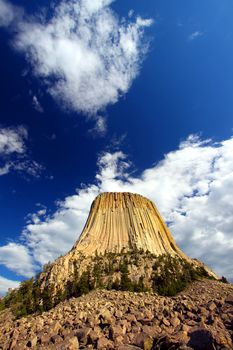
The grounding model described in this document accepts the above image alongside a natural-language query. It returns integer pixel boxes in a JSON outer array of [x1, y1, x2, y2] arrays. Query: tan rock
[[50, 321, 62, 334], [170, 317, 180, 328], [63, 336, 79, 350], [99, 308, 115, 324], [27, 335, 37, 347], [89, 328, 101, 343], [133, 332, 153, 350], [74, 193, 187, 258], [115, 310, 123, 318], [76, 327, 91, 344], [51, 334, 63, 344], [162, 318, 170, 327], [109, 325, 126, 340], [39, 334, 50, 345], [208, 302, 217, 311], [97, 336, 114, 349]]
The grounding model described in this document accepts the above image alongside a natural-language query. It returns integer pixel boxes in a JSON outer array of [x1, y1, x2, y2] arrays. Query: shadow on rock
[[188, 329, 216, 350]]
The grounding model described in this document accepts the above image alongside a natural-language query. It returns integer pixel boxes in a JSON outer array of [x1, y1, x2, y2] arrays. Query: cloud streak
[[0, 135, 233, 282]]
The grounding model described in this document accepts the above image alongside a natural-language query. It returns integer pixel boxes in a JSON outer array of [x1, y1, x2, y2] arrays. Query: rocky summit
[[0, 192, 232, 350], [0, 280, 233, 349]]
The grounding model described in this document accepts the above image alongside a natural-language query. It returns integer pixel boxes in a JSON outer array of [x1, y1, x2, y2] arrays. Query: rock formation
[[38, 192, 217, 292], [72, 192, 187, 258]]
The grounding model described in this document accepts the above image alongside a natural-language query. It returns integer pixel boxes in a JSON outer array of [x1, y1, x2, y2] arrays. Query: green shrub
[[220, 276, 229, 284], [152, 255, 211, 296]]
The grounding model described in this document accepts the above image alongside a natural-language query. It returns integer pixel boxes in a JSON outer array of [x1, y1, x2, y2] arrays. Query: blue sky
[[0, 0, 233, 293]]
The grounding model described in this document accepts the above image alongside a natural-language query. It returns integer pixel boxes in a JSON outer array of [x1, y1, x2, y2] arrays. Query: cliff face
[[72, 192, 186, 259]]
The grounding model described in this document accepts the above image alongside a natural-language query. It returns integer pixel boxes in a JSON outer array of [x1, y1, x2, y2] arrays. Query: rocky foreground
[[0, 280, 232, 350]]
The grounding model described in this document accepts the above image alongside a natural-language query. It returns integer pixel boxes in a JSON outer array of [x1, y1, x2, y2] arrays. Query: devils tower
[[35, 192, 217, 294], [72, 192, 187, 259]]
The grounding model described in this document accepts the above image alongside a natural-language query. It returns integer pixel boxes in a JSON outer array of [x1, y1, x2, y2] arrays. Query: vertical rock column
[[72, 192, 188, 260]]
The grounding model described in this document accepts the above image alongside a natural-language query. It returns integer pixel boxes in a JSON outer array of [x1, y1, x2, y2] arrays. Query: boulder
[[99, 309, 115, 325], [109, 325, 126, 340], [51, 334, 63, 344], [39, 333, 50, 345], [76, 327, 91, 344], [57, 336, 79, 350], [133, 332, 153, 350], [97, 336, 114, 349], [161, 318, 170, 327], [170, 317, 180, 328], [208, 302, 216, 312]]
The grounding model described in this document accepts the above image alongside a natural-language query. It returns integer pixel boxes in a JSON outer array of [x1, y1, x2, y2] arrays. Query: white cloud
[[0, 243, 36, 277], [32, 95, 44, 113], [0, 0, 22, 27], [1, 135, 233, 281], [89, 116, 107, 137], [0, 126, 27, 155], [0, 276, 20, 295], [0, 126, 43, 177], [0, 0, 152, 132], [188, 31, 203, 41]]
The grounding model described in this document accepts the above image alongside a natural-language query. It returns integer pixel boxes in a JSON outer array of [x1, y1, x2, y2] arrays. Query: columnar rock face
[[72, 192, 187, 259]]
